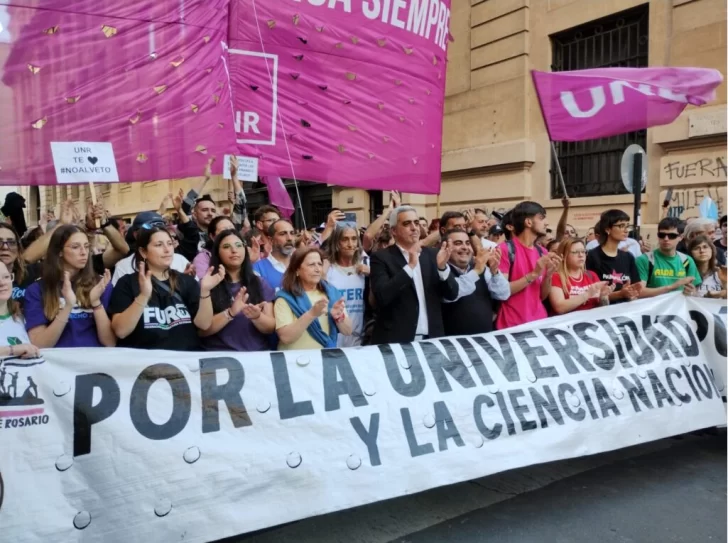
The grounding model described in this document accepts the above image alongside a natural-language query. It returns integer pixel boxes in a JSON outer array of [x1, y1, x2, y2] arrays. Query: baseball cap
[[489, 224, 504, 236], [126, 211, 166, 244]]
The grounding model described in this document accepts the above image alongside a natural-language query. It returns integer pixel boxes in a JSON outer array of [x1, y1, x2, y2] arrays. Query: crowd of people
[[0, 158, 725, 357]]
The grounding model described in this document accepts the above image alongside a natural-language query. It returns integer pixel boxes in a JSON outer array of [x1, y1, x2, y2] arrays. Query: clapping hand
[[310, 297, 329, 318], [183, 263, 196, 277], [486, 248, 501, 274], [138, 261, 153, 299], [61, 271, 77, 307], [248, 236, 261, 264], [436, 241, 451, 270], [331, 298, 346, 321], [89, 269, 111, 305], [200, 265, 226, 295]]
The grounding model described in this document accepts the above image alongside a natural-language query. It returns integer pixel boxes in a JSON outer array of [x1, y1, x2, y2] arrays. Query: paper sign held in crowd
[[50, 142, 119, 184], [223, 154, 259, 182]]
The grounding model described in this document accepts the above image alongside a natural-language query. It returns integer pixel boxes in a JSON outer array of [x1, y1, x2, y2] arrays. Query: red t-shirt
[[550, 270, 601, 312]]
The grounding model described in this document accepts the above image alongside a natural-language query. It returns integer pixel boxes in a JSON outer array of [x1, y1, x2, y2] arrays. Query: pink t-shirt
[[496, 238, 548, 330]]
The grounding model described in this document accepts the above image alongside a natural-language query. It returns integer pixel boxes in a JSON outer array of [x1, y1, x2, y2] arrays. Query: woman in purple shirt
[[200, 229, 276, 351], [25, 225, 115, 348]]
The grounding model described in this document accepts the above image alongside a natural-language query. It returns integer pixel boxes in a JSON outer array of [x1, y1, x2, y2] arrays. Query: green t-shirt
[[636, 251, 702, 290]]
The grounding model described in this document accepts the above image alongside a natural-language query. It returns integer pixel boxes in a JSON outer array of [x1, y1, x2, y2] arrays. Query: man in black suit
[[370, 206, 459, 344]]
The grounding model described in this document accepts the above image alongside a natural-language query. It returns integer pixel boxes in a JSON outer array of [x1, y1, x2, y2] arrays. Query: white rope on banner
[[250, 0, 307, 230]]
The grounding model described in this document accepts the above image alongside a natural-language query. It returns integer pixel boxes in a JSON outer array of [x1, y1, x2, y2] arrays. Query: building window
[[550, 5, 649, 198]]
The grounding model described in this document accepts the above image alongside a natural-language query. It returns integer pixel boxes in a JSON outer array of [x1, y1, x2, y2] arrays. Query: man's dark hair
[[254, 205, 281, 223], [501, 210, 514, 241], [677, 220, 687, 235], [511, 201, 546, 236], [268, 218, 294, 238], [194, 194, 215, 209], [442, 229, 469, 242], [596, 209, 629, 245], [658, 217, 682, 232], [439, 211, 465, 231], [720, 215, 727, 228]]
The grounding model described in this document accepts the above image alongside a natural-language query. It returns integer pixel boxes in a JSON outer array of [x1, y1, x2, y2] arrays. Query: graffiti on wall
[[662, 186, 726, 220], [662, 156, 727, 183]]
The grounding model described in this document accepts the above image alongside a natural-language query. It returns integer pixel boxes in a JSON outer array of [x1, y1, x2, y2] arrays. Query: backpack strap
[[646, 251, 655, 284], [507, 240, 516, 279], [152, 277, 186, 306]]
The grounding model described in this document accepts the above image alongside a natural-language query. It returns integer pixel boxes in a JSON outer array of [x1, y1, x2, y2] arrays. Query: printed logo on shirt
[[602, 270, 629, 285], [336, 288, 364, 314], [0, 353, 50, 436], [11, 287, 25, 301], [654, 268, 686, 278], [143, 304, 191, 330]]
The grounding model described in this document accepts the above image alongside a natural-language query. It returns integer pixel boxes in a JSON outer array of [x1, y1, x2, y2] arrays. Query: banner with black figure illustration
[[0, 295, 725, 543]]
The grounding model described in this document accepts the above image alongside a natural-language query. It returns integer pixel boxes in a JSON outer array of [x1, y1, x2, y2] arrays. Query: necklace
[[568, 269, 584, 282]]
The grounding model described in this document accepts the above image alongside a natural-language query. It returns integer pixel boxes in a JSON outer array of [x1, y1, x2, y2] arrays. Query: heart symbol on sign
[[87, 157, 98, 165]]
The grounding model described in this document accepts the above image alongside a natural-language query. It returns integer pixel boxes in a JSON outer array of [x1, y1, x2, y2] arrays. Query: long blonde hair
[[556, 238, 588, 296]]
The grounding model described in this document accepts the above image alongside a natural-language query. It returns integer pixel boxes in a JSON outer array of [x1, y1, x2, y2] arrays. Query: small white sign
[[223, 154, 259, 182], [51, 142, 119, 184]]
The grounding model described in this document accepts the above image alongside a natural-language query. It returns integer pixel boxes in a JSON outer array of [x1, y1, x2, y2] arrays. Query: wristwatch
[[100, 219, 113, 229]]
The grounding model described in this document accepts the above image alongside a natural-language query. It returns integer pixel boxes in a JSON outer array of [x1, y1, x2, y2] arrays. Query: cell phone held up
[[337, 212, 357, 230]]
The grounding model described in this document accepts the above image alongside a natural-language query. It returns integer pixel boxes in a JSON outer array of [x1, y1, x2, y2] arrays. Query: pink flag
[[228, 0, 451, 194], [0, 1, 235, 185], [261, 176, 294, 219], [532, 67, 723, 142]]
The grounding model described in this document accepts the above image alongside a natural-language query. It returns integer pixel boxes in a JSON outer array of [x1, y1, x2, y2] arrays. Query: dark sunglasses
[[657, 232, 679, 240]]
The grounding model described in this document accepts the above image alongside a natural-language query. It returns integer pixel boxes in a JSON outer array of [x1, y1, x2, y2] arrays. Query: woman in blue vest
[[274, 247, 352, 350]]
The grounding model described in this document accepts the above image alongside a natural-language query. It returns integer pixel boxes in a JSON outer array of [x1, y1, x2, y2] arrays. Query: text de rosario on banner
[[531, 67, 723, 142], [0, 295, 725, 543]]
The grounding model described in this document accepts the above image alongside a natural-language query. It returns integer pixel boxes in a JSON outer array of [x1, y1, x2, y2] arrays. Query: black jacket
[[442, 265, 495, 337], [369, 245, 458, 344]]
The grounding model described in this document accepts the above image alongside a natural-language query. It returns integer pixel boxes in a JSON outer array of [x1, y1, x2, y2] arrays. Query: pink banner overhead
[[0, 0, 451, 192], [532, 67, 723, 142], [228, 0, 452, 194], [0, 0, 236, 186]]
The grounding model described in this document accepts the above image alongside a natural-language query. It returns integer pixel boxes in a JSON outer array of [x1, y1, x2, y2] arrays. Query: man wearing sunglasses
[[635, 217, 701, 297]]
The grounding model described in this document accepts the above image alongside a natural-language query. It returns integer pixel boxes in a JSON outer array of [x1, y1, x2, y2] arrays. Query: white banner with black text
[[0, 294, 725, 543]]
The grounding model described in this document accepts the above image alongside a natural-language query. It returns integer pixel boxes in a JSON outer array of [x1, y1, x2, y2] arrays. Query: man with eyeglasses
[[636, 217, 701, 297]]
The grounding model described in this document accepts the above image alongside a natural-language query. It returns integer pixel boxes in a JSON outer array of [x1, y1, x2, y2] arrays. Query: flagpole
[[531, 70, 570, 200], [550, 141, 569, 200]]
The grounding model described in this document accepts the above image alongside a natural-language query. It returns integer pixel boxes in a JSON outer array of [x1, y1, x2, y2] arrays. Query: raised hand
[[200, 265, 226, 295], [326, 209, 346, 228], [309, 297, 329, 318], [229, 155, 238, 179], [138, 261, 153, 300], [248, 236, 261, 264], [61, 271, 77, 307], [204, 157, 215, 178], [436, 241, 451, 270], [60, 199, 75, 225], [390, 190, 401, 209], [561, 196, 570, 209], [230, 287, 249, 316], [89, 269, 111, 305], [172, 189, 184, 212]]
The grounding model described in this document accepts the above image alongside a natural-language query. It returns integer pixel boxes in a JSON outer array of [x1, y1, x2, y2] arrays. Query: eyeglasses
[[657, 232, 680, 240], [611, 223, 630, 230], [0, 239, 18, 249]]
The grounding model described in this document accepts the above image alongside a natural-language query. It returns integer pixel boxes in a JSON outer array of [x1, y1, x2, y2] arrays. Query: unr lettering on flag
[[532, 67, 723, 142]]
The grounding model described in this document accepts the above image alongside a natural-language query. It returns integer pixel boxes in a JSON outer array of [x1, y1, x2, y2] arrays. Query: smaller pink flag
[[261, 177, 295, 219], [532, 67, 723, 142]]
